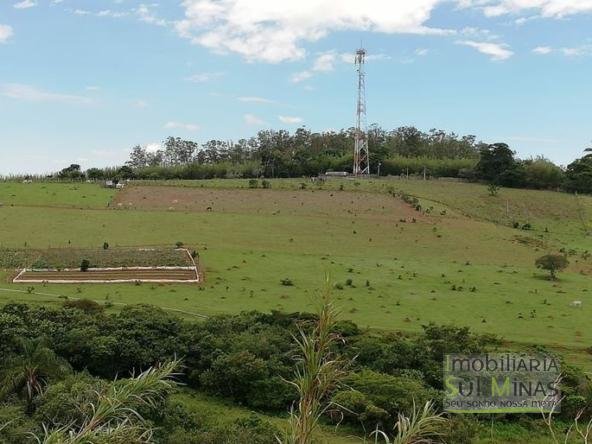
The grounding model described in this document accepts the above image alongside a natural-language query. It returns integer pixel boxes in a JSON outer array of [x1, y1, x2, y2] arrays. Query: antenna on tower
[[353, 47, 369, 176]]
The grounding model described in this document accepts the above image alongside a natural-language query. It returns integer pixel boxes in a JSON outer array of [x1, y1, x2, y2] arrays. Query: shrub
[[280, 278, 294, 286], [80, 259, 90, 272], [261, 180, 271, 189], [342, 370, 438, 420], [175, 241, 184, 248], [63, 299, 104, 314], [102, 242, 109, 250], [34, 373, 107, 428], [199, 351, 269, 403], [248, 179, 259, 188], [487, 183, 500, 196], [523, 157, 564, 189], [330, 390, 389, 428], [535, 254, 569, 280]]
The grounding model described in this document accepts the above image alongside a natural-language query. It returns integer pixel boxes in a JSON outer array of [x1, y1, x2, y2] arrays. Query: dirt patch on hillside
[[113, 186, 423, 221]]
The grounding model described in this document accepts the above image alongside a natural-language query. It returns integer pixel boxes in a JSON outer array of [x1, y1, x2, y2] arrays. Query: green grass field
[[1, 179, 591, 362]]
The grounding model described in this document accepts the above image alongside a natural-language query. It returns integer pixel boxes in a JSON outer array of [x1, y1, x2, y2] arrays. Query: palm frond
[[39, 359, 180, 444], [392, 401, 447, 444], [282, 278, 348, 444]]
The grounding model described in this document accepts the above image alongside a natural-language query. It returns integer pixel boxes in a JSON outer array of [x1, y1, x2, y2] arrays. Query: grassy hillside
[[1, 180, 591, 353]]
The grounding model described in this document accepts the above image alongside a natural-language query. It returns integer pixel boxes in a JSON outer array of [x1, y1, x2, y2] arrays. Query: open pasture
[[0, 181, 114, 209], [0, 180, 591, 361]]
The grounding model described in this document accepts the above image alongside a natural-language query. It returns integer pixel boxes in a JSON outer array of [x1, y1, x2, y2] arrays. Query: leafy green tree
[[126, 145, 149, 168], [57, 164, 84, 180], [200, 351, 268, 402], [0, 338, 70, 413], [85, 168, 103, 180], [523, 157, 564, 189], [535, 254, 569, 280], [476, 143, 517, 183], [342, 370, 438, 421], [116, 165, 134, 180], [565, 153, 592, 194]]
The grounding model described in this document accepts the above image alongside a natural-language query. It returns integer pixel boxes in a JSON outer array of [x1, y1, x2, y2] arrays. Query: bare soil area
[[113, 186, 423, 221], [14, 268, 198, 283]]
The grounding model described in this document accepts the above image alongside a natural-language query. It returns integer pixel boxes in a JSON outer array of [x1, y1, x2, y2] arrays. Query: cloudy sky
[[1, 0, 591, 174]]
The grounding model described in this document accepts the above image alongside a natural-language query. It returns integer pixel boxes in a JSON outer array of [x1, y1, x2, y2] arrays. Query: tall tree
[[476, 143, 516, 183]]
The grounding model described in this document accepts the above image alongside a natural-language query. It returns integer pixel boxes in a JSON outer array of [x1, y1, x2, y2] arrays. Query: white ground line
[[182, 247, 200, 281], [12, 279, 200, 284], [12, 250, 201, 284], [21, 266, 196, 272], [0, 287, 209, 318]]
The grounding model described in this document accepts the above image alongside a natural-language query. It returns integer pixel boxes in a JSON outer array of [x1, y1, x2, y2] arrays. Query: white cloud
[[97, 10, 129, 18], [415, 48, 430, 56], [0, 25, 13, 43], [237, 96, 275, 104], [136, 4, 168, 26], [313, 52, 338, 72], [85, 85, 101, 91], [291, 71, 313, 83], [14, 0, 36, 9], [164, 121, 200, 131], [561, 44, 592, 57], [278, 115, 303, 124], [530, 44, 592, 57], [463, 0, 592, 18], [0, 83, 93, 104], [292, 50, 390, 83], [244, 113, 266, 125], [457, 40, 514, 60], [176, 0, 450, 63], [185, 72, 224, 83], [533, 46, 553, 54]]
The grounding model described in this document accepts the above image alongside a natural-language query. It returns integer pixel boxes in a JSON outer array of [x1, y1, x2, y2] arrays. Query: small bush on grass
[[488, 183, 500, 196], [535, 254, 569, 280], [63, 299, 104, 314], [280, 278, 294, 286], [80, 259, 90, 272]]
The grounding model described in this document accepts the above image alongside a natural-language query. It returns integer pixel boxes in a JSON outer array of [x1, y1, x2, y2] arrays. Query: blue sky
[[0, 0, 591, 174]]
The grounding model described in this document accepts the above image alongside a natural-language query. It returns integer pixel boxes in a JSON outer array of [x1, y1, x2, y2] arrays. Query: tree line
[[25, 126, 592, 194]]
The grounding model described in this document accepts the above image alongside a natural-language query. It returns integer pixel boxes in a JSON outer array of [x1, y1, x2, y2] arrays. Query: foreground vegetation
[[0, 300, 588, 443]]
